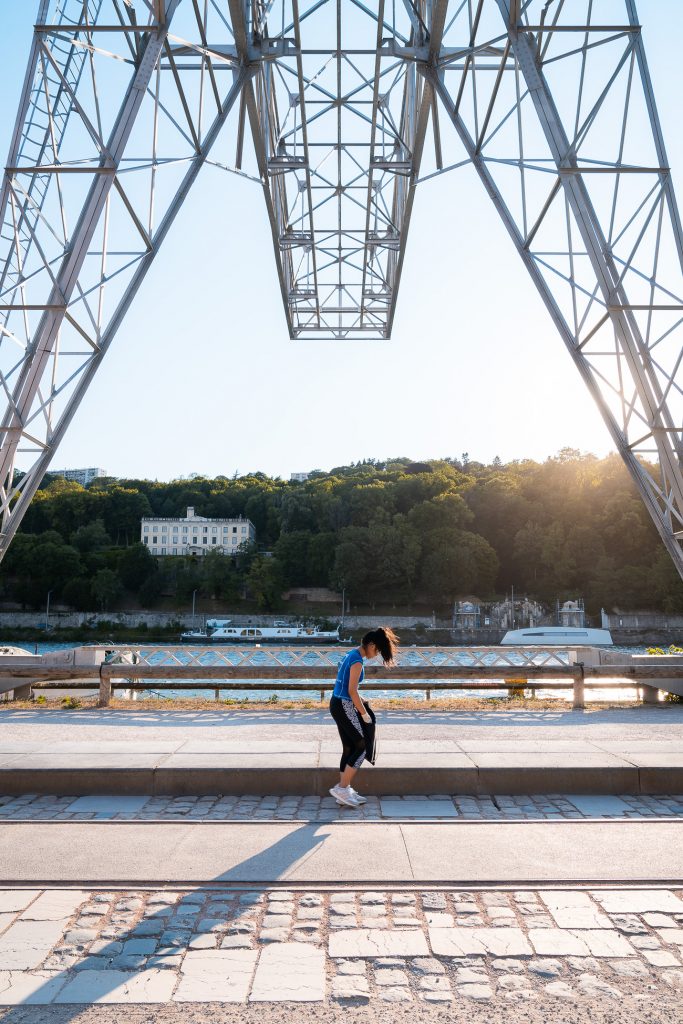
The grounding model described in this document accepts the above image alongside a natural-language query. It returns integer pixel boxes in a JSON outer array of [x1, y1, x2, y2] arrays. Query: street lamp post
[[45, 589, 53, 631], [192, 589, 198, 628]]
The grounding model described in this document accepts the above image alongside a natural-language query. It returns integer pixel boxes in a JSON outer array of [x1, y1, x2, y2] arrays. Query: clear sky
[[1, 2, 682, 480]]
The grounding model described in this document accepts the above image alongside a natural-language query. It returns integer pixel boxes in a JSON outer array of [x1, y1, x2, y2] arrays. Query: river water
[[7, 640, 655, 703]]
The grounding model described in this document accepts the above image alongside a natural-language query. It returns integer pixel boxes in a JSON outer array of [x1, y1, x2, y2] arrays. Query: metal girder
[[0, 1, 250, 558], [229, 0, 440, 339], [2, 0, 683, 587], [419, 0, 683, 580]]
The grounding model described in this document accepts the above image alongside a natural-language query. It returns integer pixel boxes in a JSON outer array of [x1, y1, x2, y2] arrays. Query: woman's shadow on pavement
[[1, 822, 331, 1018]]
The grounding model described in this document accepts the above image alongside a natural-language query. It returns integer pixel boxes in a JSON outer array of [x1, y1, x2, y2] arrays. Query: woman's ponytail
[[362, 626, 400, 666]]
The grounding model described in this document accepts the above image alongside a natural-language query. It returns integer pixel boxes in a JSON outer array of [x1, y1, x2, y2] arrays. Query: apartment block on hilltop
[[51, 467, 107, 486]]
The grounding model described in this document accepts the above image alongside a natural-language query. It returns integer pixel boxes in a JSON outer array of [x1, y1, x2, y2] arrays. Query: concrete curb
[[0, 762, 680, 796]]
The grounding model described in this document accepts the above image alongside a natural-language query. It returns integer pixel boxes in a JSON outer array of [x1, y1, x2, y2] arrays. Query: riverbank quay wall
[[601, 611, 683, 643], [0, 611, 453, 631], [0, 611, 680, 646], [602, 611, 683, 628]]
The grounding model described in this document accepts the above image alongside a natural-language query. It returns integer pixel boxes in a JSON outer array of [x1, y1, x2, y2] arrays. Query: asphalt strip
[[1, 819, 683, 884]]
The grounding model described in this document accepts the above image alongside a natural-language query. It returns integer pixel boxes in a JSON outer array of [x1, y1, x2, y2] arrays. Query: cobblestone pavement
[[0, 885, 683, 1008], [1, 792, 683, 821]]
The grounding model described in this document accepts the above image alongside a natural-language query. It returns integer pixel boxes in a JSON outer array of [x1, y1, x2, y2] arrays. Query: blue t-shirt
[[333, 648, 364, 699]]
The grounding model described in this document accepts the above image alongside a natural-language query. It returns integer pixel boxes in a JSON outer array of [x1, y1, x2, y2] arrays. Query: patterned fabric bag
[[361, 701, 377, 765]]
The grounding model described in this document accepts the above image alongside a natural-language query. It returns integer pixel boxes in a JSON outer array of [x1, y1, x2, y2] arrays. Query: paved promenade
[[2, 706, 683, 795], [2, 706, 683, 1020], [0, 884, 682, 1019], [3, 819, 683, 884], [4, 704, 683, 741]]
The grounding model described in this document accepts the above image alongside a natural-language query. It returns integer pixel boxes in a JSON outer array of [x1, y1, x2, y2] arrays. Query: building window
[[223, 526, 229, 532], [162, 525, 168, 532], [241, 526, 247, 533], [203, 526, 208, 533], [172, 525, 179, 533], [212, 537, 217, 544], [193, 526, 198, 533], [203, 537, 207, 544], [232, 537, 237, 544], [143, 525, 149, 533], [182, 526, 188, 533], [161, 547, 167, 555], [152, 536, 158, 543], [232, 526, 237, 533]]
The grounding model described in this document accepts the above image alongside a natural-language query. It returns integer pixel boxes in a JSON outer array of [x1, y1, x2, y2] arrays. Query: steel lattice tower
[[2, 0, 683, 581]]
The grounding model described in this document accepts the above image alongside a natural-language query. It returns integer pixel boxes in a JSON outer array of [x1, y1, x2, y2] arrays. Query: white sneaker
[[329, 785, 360, 808], [348, 787, 366, 804]]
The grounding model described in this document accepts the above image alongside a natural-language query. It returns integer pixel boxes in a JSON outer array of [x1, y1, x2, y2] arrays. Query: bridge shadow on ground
[[0, 823, 329, 1014]]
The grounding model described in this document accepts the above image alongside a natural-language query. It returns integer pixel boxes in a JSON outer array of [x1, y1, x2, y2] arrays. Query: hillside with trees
[[1, 449, 681, 615]]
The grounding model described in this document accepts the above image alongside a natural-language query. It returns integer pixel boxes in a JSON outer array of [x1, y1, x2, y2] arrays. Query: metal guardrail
[[0, 647, 679, 709], [131, 645, 577, 669], [13, 644, 581, 669]]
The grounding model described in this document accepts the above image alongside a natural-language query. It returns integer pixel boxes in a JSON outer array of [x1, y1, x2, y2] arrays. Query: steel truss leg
[[0, 1, 250, 560], [424, 0, 683, 581]]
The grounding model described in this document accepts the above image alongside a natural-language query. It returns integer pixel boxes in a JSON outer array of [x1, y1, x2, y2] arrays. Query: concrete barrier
[[0, 743, 678, 797], [631, 655, 683, 699]]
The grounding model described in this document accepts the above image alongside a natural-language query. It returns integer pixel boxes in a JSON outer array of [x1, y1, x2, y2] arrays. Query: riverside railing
[[0, 645, 679, 709]]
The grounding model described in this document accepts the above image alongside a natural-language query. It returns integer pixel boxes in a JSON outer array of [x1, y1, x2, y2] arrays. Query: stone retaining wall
[[0, 611, 678, 644], [0, 610, 453, 630]]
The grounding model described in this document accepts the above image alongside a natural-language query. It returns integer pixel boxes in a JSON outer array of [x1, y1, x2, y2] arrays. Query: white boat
[[180, 622, 343, 644], [501, 626, 613, 645]]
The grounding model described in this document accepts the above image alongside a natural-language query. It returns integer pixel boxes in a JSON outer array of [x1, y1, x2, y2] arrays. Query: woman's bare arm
[[347, 663, 366, 716]]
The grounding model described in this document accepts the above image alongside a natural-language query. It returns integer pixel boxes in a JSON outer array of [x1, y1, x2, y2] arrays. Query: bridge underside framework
[[2, 0, 683, 581]]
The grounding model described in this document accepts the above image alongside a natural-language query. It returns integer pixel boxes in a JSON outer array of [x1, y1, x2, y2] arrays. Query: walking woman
[[329, 627, 399, 807]]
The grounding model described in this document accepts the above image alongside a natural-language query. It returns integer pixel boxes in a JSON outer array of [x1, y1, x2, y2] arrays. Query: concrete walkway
[[1, 733, 683, 794], [3, 706, 683, 793], [0, 884, 682, 1015], [3, 704, 683, 741], [3, 709, 682, 1019], [2, 819, 683, 884]]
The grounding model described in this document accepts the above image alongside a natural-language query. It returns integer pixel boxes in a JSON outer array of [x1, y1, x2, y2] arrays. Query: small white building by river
[[141, 506, 255, 557]]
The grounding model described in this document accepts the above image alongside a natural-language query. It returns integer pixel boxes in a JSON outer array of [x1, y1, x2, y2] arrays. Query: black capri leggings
[[329, 695, 366, 772]]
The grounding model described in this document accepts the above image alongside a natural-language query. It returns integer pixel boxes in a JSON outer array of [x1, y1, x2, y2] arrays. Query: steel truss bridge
[[2, 1, 683, 581]]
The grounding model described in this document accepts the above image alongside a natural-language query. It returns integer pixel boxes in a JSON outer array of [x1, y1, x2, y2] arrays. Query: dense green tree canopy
[[1, 452, 680, 613]]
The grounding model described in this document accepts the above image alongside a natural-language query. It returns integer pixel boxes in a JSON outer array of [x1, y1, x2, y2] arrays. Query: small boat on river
[[501, 626, 613, 645], [180, 619, 343, 644]]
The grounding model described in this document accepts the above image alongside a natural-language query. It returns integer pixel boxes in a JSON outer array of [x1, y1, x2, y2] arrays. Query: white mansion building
[[141, 506, 255, 557]]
